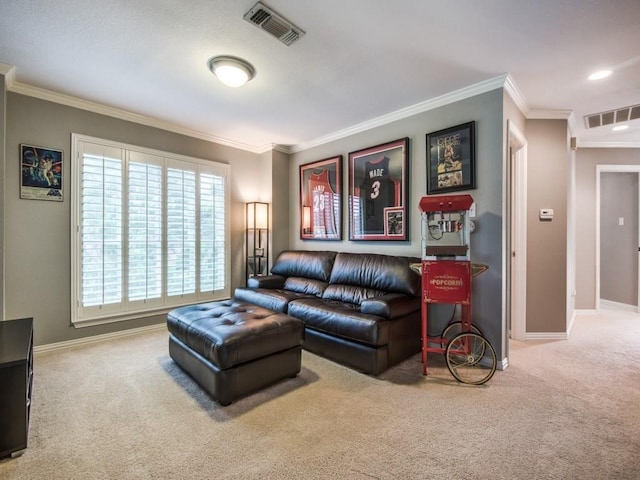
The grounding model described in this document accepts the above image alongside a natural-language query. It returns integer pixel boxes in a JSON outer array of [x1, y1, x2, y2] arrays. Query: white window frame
[[71, 134, 230, 327]]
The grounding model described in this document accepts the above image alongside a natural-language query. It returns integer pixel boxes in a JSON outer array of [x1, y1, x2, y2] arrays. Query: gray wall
[[5, 92, 267, 345], [288, 88, 506, 360], [575, 148, 640, 309], [1, 80, 587, 350], [525, 120, 569, 333], [600, 172, 638, 306], [271, 149, 291, 260]]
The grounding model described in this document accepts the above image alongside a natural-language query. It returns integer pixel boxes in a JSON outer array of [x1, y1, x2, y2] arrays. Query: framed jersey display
[[426, 121, 476, 194], [299, 155, 342, 240], [348, 137, 409, 241]]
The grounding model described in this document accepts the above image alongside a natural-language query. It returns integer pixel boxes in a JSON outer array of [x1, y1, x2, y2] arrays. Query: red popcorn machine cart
[[417, 194, 497, 385]]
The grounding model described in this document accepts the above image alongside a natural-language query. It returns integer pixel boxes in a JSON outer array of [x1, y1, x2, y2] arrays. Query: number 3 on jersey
[[370, 180, 381, 199]]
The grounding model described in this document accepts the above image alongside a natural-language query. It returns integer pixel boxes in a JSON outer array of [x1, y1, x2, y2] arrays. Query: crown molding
[[271, 144, 293, 154], [9, 68, 632, 155], [504, 76, 582, 136], [0, 63, 15, 85], [527, 109, 573, 120], [0, 63, 13, 75], [503, 74, 528, 115], [8, 79, 270, 154], [290, 74, 510, 153]]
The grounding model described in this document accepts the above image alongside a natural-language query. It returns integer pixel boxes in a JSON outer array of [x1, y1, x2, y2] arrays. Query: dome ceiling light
[[208, 56, 256, 88]]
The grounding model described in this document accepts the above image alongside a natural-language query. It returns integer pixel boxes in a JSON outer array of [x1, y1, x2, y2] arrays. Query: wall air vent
[[244, 2, 305, 46], [585, 104, 640, 128]]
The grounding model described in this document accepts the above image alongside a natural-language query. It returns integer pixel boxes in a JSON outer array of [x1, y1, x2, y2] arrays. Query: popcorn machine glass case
[[418, 194, 496, 385], [421, 194, 472, 261]]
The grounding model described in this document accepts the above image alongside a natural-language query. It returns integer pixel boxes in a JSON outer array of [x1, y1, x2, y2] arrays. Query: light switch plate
[[469, 202, 477, 218], [539, 208, 554, 221]]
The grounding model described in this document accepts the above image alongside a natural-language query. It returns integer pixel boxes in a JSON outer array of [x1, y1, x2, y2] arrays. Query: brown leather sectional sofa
[[235, 250, 422, 375]]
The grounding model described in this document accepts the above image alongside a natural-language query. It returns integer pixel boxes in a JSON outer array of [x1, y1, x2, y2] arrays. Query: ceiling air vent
[[244, 2, 305, 46], [585, 104, 640, 128]]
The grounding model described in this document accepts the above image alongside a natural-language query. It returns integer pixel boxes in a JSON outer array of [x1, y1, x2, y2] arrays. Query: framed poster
[[348, 137, 409, 241], [299, 155, 342, 240], [426, 121, 475, 194], [20, 144, 63, 201]]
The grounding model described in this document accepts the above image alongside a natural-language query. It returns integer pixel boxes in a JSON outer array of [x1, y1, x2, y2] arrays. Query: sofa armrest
[[247, 275, 286, 289], [361, 293, 420, 319]]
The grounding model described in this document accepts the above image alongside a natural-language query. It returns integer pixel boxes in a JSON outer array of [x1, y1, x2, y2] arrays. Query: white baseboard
[[567, 312, 576, 337], [525, 331, 569, 341], [599, 299, 638, 312], [574, 309, 597, 316], [34, 323, 166, 355], [499, 357, 509, 371]]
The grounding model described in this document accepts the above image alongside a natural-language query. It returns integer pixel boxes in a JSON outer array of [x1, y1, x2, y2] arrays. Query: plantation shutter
[[200, 172, 226, 292], [128, 152, 163, 306], [166, 164, 197, 299], [79, 144, 124, 316], [72, 134, 230, 326]]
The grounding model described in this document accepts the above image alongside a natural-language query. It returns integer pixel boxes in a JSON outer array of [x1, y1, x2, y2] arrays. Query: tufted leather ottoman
[[167, 299, 304, 406]]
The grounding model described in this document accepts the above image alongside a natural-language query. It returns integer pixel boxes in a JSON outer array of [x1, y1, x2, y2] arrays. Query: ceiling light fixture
[[612, 124, 629, 131], [208, 56, 256, 88], [588, 69, 612, 81]]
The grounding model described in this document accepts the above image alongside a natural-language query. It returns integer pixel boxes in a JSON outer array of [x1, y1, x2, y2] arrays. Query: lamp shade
[[247, 202, 269, 230], [208, 56, 256, 88], [302, 206, 311, 231]]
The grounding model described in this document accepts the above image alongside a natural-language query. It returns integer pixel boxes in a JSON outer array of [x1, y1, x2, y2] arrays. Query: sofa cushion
[[328, 252, 420, 296], [271, 250, 337, 282], [322, 284, 385, 305], [288, 298, 389, 347], [283, 277, 328, 296], [246, 263, 329, 299], [360, 293, 422, 319], [247, 275, 286, 289], [234, 287, 315, 313]]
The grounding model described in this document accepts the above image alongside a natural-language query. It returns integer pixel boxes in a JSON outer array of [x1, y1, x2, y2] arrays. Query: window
[[71, 134, 230, 326]]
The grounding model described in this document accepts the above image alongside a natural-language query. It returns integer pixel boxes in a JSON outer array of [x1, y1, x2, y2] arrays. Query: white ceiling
[[1, 0, 639, 153]]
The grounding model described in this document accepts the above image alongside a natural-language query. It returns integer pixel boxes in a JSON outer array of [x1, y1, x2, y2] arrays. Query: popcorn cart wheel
[[446, 332, 497, 385]]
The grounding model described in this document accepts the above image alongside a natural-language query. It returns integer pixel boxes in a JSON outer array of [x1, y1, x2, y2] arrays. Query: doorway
[[596, 166, 640, 312], [506, 121, 527, 343]]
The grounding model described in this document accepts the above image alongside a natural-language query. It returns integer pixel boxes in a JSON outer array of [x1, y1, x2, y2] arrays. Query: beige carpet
[[1, 309, 639, 479]]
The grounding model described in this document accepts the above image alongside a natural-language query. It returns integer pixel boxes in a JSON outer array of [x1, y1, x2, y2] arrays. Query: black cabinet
[[0, 318, 34, 459]]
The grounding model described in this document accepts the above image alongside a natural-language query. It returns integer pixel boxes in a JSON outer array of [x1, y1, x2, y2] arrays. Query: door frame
[[506, 121, 527, 341], [595, 164, 640, 312]]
